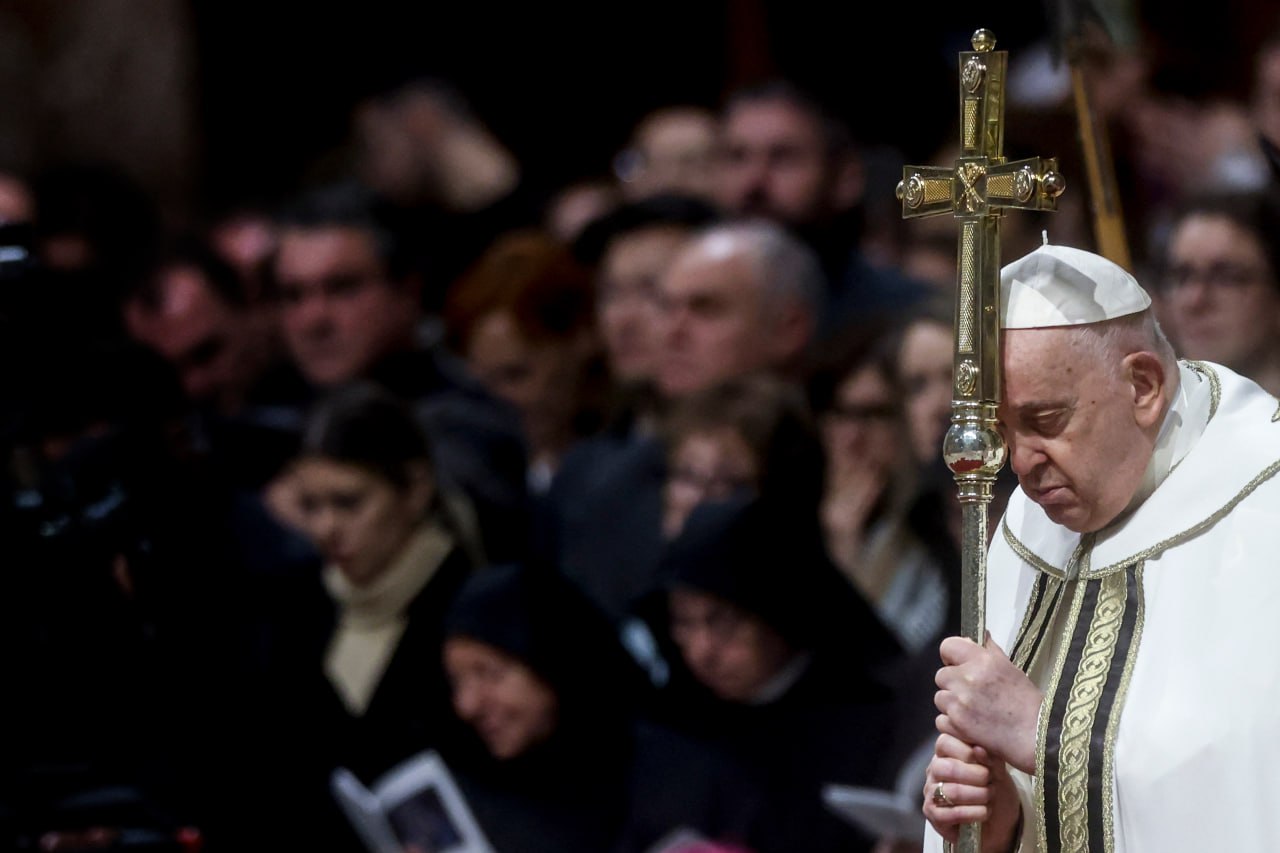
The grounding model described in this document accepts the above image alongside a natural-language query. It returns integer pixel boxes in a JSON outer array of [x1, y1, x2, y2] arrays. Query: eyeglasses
[[1163, 262, 1270, 292]]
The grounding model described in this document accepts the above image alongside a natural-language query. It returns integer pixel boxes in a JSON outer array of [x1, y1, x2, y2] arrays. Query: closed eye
[[1028, 408, 1071, 437]]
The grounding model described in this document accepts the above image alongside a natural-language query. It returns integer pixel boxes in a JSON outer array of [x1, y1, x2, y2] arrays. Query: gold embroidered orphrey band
[[1010, 557, 1145, 853]]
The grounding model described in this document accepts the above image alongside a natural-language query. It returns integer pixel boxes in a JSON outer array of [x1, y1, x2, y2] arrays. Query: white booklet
[[331, 749, 495, 853], [821, 738, 933, 843], [642, 826, 711, 853]]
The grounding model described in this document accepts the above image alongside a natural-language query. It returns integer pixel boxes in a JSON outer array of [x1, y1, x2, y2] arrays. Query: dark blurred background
[[0, 0, 1080, 226], [4, 0, 1271, 229]]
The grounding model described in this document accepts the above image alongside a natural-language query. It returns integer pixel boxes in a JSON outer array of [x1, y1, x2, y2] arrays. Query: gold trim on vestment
[[1029, 551, 1144, 853], [1010, 574, 1044, 664], [1001, 523, 1092, 581], [1057, 569, 1127, 852], [1002, 521, 1065, 578], [1184, 360, 1220, 419], [1087, 458, 1280, 577], [1034, 558, 1088, 853], [1012, 574, 1061, 672], [1102, 563, 1145, 853]]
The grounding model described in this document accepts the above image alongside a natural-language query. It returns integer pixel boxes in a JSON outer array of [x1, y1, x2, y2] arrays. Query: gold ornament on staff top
[[895, 28, 1064, 853]]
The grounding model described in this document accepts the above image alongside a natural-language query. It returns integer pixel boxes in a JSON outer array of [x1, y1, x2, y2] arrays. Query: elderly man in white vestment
[[922, 241, 1280, 853]]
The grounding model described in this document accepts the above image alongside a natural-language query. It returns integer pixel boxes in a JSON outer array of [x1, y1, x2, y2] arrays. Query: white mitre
[[1000, 238, 1151, 328]]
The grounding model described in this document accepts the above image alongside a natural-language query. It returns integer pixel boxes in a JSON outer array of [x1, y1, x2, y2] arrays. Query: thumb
[[984, 630, 1009, 658]]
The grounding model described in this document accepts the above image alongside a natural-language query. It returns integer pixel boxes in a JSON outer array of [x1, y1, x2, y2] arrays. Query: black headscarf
[[443, 563, 648, 753]]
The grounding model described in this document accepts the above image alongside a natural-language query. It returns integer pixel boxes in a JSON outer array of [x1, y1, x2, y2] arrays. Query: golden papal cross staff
[[895, 28, 1065, 853]]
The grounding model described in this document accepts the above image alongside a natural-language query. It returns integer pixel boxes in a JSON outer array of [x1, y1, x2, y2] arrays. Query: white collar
[[1120, 360, 1211, 516]]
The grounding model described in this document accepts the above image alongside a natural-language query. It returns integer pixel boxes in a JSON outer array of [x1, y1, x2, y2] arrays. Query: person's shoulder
[[375, 344, 498, 405], [826, 252, 935, 332], [841, 250, 932, 294], [398, 345, 525, 448]]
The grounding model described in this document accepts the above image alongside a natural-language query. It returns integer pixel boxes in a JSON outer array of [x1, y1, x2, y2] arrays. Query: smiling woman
[[437, 561, 765, 853]]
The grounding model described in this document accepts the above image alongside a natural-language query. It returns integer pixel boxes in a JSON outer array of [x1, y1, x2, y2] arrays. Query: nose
[[737, 152, 771, 193], [309, 506, 339, 548], [1175, 278, 1214, 311], [679, 626, 719, 674], [662, 302, 689, 347], [452, 679, 484, 721], [292, 290, 332, 334], [1006, 432, 1047, 478]]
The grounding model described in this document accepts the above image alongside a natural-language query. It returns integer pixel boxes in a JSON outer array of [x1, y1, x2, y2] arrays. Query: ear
[[1124, 351, 1168, 430]]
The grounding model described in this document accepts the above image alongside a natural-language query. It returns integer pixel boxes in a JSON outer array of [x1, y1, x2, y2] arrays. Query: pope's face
[[999, 328, 1151, 533]]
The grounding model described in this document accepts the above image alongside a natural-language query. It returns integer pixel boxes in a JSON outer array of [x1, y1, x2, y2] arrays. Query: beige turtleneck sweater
[[321, 520, 454, 716]]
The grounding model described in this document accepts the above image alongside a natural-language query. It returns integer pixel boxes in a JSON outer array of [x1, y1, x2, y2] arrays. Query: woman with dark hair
[[807, 316, 957, 658], [1159, 188, 1280, 395], [261, 381, 484, 851], [659, 371, 825, 540]]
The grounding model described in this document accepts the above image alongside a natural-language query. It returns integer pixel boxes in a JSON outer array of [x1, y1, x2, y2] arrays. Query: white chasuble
[[926, 362, 1280, 853]]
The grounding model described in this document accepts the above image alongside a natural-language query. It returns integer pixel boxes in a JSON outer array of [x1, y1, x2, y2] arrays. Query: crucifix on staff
[[896, 28, 1065, 853]]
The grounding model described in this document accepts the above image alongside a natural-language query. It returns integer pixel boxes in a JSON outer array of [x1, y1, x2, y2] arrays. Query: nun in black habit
[[439, 561, 764, 853], [653, 493, 909, 853]]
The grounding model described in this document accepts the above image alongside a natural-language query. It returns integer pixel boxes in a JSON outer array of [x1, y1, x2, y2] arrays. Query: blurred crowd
[[4, 11, 1280, 853]]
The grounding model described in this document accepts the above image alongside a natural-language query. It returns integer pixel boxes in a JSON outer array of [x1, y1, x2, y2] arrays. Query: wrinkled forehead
[[1000, 327, 1103, 401]]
